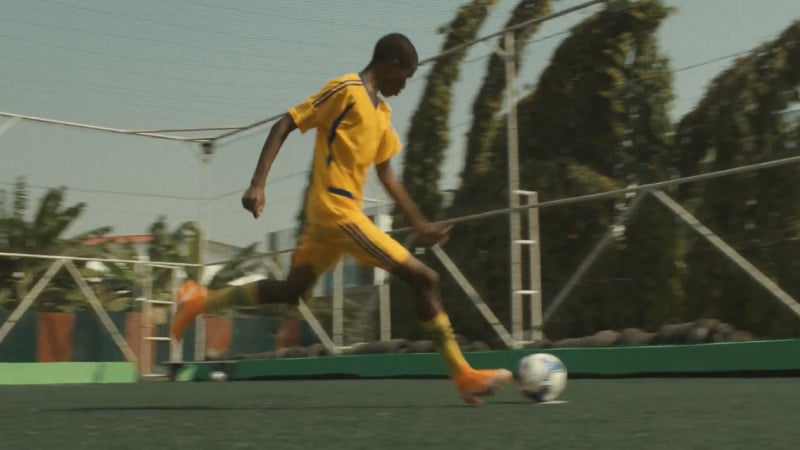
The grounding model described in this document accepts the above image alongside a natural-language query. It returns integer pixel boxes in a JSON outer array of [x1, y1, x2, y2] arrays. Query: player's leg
[[339, 219, 512, 405], [169, 264, 318, 342], [170, 227, 341, 342], [207, 264, 317, 310], [390, 256, 467, 370], [390, 256, 512, 405]]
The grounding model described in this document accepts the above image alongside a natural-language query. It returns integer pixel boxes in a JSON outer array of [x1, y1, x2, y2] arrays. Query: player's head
[[369, 33, 418, 97]]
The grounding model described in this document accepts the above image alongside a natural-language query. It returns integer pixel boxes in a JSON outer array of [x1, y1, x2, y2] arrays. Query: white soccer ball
[[210, 371, 228, 382], [517, 353, 568, 402]]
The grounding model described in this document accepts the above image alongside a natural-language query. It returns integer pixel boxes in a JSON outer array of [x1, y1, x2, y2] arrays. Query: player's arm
[[249, 113, 297, 189], [376, 161, 451, 246], [242, 113, 297, 218]]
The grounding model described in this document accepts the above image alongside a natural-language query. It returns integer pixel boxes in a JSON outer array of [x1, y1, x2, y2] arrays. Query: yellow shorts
[[292, 215, 411, 276]]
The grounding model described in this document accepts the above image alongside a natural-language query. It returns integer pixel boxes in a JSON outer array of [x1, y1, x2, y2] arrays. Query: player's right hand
[[241, 185, 265, 219], [415, 222, 452, 247]]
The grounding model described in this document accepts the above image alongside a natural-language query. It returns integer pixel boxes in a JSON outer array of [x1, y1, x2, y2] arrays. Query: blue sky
[[2, 0, 799, 250]]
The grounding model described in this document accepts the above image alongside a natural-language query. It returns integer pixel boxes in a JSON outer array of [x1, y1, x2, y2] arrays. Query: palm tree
[[0, 178, 111, 312]]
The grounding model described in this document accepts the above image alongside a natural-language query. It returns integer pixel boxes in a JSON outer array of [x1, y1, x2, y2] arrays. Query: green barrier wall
[[0, 310, 37, 362], [184, 339, 800, 381], [0, 362, 139, 385], [72, 311, 128, 362]]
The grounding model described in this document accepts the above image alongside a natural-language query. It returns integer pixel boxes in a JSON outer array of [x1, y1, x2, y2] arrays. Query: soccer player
[[170, 33, 512, 405]]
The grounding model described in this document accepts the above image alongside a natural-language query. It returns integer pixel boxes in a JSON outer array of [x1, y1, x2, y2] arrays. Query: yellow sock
[[421, 312, 471, 375], [204, 283, 260, 314]]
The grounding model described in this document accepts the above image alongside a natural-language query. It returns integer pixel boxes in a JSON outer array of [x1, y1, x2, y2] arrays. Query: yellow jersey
[[288, 73, 402, 224]]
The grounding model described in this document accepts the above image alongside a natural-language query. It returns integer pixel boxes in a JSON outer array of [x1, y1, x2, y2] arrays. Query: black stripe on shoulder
[[313, 80, 363, 107]]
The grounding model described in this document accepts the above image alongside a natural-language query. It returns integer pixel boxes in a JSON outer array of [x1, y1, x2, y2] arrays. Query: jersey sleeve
[[375, 123, 402, 164], [288, 78, 358, 133]]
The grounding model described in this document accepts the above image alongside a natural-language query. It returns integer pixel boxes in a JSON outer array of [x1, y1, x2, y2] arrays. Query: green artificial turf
[[0, 378, 795, 450]]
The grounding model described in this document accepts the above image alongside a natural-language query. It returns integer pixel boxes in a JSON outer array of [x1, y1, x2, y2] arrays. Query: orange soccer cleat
[[451, 367, 514, 406], [169, 280, 208, 342]]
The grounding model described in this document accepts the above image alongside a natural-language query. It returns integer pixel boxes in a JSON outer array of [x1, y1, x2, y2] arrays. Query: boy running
[[170, 33, 512, 405]]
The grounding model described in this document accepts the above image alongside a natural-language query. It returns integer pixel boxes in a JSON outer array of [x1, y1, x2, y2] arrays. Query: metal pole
[[140, 264, 154, 374], [0, 259, 64, 344], [0, 189, 7, 248], [431, 246, 516, 348], [651, 189, 800, 318], [527, 191, 543, 340], [0, 111, 206, 142], [0, 116, 21, 138], [170, 267, 184, 362], [297, 298, 338, 353], [378, 281, 391, 341], [64, 259, 138, 362], [209, 1, 610, 144], [393, 154, 800, 234], [543, 192, 646, 322], [504, 31, 524, 343], [374, 197, 392, 341], [194, 142, 214, 361], [261, 257, 339, 353], [332, 259, 344, 347]]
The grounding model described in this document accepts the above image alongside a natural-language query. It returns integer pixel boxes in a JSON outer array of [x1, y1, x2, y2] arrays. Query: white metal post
[[140, 263, 154, 373], [526, 192, 543, 340], [378, 281, 391, 341], [332, 259, 344, 347], [374, 199, 392, 341], [170, 267, 184, 362], [193, 142, 214, 361]]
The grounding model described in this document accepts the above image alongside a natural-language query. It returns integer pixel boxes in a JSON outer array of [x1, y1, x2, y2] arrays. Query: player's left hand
[[241, 185, 265, 219], [415, 222, 452, 247]]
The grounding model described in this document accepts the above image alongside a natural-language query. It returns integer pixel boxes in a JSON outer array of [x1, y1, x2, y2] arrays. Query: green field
[[0, 378, 795, 450]]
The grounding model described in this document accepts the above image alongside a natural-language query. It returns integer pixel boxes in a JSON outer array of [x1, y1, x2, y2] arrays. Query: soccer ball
[[517, 353, 568, 402]]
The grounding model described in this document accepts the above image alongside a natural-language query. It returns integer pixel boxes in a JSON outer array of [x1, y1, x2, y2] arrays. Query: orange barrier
[[205, 317, 233, 355], [36, 312, 74, 362]]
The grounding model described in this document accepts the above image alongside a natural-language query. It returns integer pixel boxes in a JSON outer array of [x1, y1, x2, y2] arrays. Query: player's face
[[380, 61, 417, 97]]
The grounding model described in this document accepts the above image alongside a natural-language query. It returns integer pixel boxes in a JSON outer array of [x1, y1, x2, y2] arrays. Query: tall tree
[[390, 0, 499, 340], [451, 0, 551, 214], [441, 0, 552, 342], [399, 0, 499, 223], [674, 20, 800, 337], [445, 0, 679, 342]]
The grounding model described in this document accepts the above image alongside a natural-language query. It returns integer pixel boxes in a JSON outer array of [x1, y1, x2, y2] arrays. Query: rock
[[618, 328, 656, 346], [522, 339, 553, 349], [710, 322, 736, 342], [347, 341, 385, 354], [654, 322, 695, 344], [306, 343, 330, 357], [408, 340, 435, 353], [725, 330, 754, 342], [276, 346, 307, 358], [586, 330, 621, 347], [467, 340, 491, 352], [385, 338, 412, 353], [552, 337, 591, 348]]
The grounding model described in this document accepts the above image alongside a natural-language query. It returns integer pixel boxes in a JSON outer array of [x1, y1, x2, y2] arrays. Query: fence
[[3, 0, 800, 376]]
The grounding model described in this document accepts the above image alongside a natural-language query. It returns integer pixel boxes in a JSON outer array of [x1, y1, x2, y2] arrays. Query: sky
[[2, 0, 800, 251]]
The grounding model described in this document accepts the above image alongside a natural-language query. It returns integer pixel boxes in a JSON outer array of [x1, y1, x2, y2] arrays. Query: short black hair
[[371, 33, 418, 67]]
